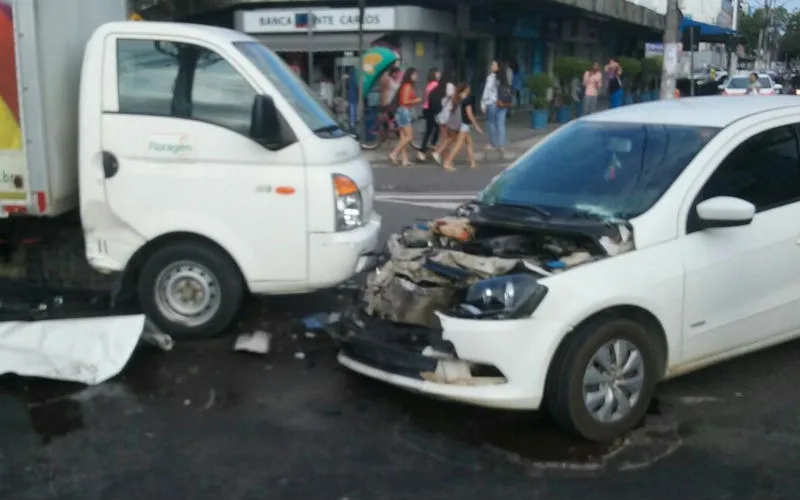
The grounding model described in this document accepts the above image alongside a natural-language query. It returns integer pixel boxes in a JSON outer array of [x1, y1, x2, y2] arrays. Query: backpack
[[428, 82, 444, 115], [497, 82, 513, 108]]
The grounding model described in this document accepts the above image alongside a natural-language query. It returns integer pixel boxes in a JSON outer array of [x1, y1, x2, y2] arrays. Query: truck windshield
[[235, 42, 344, 138], [478, 121, 720, 221]]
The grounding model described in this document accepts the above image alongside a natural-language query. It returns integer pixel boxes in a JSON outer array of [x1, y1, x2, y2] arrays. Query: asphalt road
[[2, 164, 799, 500]]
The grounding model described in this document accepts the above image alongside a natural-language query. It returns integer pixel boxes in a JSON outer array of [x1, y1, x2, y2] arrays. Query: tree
[[738, 5, 790, 56], [780, 9, 800, 59]]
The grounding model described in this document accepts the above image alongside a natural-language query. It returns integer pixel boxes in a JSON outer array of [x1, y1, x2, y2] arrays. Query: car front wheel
[[545, 316, 662, 442]]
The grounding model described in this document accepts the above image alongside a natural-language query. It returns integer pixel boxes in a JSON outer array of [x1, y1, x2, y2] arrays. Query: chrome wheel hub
[[582, 339, 645, 423]]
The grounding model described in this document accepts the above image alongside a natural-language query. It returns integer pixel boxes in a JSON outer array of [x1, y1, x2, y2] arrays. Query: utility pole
[[661, 0, 681, 99], [729, 0, 739, 75], [307, 8, 314, 85], [357, 0, 366, 140], [758, 0, 771, 71]]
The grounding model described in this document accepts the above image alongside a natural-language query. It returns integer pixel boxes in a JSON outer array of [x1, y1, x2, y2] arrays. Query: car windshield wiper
[[313, 125, 342, 134], [484, 201, 551, 219]]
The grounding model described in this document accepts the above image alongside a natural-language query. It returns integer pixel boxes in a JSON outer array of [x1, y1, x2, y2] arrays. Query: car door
[[102, 36, 307, 282], [680, 123, 800, 362]]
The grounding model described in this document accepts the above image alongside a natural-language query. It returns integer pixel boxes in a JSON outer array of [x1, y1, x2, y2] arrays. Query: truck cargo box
[[0, 0, 127, 217]]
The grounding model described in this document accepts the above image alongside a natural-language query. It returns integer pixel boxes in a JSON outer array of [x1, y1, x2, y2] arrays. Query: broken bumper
[[335, 311, 570, 410]]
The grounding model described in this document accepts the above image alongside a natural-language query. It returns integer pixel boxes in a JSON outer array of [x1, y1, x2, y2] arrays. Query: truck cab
[[1, 1, 380, 337]]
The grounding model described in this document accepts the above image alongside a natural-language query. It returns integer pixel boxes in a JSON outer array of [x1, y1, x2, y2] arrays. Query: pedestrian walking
[[443, 84, 483, 171], [480, 60, 512, 156], [379, 65, 401, 120], [605, 58, 624, 108], [511, 62, 524, 108], [416, 67, 442, 162], [582, 62, 602, 114], [388, 68, 421, 166], [346, 67, 358, 130], [430, 76, 457, 167]]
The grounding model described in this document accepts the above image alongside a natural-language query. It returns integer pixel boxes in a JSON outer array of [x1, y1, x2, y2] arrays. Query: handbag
[[436, 96, 452, 124]]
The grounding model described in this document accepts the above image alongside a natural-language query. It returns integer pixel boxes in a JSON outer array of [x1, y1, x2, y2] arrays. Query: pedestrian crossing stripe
[[374, 191, 475, 210]]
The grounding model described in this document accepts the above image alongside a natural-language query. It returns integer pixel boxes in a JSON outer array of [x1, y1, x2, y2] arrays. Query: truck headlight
[[333, 174, 363, 231], [457, 274, 547, 319]]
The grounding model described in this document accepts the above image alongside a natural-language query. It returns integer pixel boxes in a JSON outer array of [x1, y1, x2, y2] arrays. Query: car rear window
[[727, 76, 772, 89], [727, 77, 749, 89]]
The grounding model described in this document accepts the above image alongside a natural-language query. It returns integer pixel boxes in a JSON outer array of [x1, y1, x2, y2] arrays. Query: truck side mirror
[[250, 95, 282, 149]]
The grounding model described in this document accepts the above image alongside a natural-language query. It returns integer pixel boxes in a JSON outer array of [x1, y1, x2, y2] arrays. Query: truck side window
[[117, 39, 256, 136], [117, 39, 178, 116]]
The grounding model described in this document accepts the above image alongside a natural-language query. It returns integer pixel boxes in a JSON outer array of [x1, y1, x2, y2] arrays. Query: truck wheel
[[545, 316, 661, 442], [138, 242, 244, 339]]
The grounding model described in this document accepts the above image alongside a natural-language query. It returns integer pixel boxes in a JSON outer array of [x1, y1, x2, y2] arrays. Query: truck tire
[[138, 241, 244, 339], [545, 316, 661, 442]]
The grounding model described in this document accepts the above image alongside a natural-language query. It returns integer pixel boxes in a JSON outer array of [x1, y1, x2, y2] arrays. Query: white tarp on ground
[[0, 314, 145, 384]]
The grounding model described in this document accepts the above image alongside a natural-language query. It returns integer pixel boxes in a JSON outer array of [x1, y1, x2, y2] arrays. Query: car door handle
[[102, 151, 119, 179]]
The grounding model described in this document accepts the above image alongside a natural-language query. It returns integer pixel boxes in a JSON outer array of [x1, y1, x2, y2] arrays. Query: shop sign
[[240, 7, 396, 34]]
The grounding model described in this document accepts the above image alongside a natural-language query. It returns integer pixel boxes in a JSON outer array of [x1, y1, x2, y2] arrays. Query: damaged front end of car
[[313, 202, 636, 391]]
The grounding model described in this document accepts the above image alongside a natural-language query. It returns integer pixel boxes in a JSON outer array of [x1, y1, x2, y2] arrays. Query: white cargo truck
[[0, 0, 381, 339]]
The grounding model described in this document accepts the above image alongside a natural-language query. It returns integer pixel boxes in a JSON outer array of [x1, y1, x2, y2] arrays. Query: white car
[[339, 96, 800, 442], [720, 73, 780, 95]]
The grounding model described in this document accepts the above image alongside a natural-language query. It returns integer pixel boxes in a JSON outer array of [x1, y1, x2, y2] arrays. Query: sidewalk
[[362, 98, 609, 166], [363, 111, 561, 165]]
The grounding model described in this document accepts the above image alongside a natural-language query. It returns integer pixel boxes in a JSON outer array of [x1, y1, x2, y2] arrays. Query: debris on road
[[233, 330, 272, 354], [318, 204, 636, 386], [0, 314, 152, 385]]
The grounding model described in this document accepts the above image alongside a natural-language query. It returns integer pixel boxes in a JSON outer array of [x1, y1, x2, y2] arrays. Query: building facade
[[137, 0, 665, 99]]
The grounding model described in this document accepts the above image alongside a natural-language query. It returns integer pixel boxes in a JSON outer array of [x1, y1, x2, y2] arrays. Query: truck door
[[101, 36, 308, 283]]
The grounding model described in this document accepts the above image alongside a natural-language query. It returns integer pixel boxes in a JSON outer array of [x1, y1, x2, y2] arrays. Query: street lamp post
[[357, 0, 366, 141]]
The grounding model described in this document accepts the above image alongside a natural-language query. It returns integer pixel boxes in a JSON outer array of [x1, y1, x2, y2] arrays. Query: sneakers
[[432, 152, 442, 165]]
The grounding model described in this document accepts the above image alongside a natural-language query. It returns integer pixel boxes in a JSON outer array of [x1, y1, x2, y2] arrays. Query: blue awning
[[679, 17, 744, 43]]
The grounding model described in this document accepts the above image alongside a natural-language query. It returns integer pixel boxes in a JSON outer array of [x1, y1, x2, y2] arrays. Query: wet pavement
[[3, 291, 800, 500], [2, 198, 800, 499]]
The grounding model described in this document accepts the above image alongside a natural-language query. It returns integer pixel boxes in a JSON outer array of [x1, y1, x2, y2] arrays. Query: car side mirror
[[696, 196, 755, 229], [250, 95, 282, 149]]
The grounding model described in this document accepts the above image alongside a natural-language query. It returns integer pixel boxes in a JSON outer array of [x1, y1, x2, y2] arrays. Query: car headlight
[[333, 174, 363, 231], [456, 274, 548, 319]]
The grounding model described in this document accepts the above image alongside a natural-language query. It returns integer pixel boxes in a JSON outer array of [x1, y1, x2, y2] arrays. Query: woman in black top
[[443, 83, 483, 171]]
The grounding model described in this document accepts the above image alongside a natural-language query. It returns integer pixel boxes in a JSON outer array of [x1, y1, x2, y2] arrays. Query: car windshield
[[728, 76, 771, 89], [477, 121, 720, 220], [234, 42, 345, 138]]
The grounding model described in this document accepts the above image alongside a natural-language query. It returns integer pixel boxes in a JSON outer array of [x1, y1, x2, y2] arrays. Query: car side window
[[117, 39, 256, 136], [692, 125, 800, 221]]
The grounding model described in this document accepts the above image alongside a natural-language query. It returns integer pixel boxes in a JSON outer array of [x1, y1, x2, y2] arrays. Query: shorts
[[396, 107, 412, 127], [450, 123, 469, 133]]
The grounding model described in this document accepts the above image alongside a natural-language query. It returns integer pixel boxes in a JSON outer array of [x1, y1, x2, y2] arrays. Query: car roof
[[581, 96, 800, 127]]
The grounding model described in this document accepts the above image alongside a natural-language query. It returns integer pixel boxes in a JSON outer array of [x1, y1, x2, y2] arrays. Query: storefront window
[[235, 42, 345, 138]]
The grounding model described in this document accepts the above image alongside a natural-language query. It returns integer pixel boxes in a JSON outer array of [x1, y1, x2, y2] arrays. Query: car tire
[[545, 315, 662, 442], [138, 241, 244, 340]]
